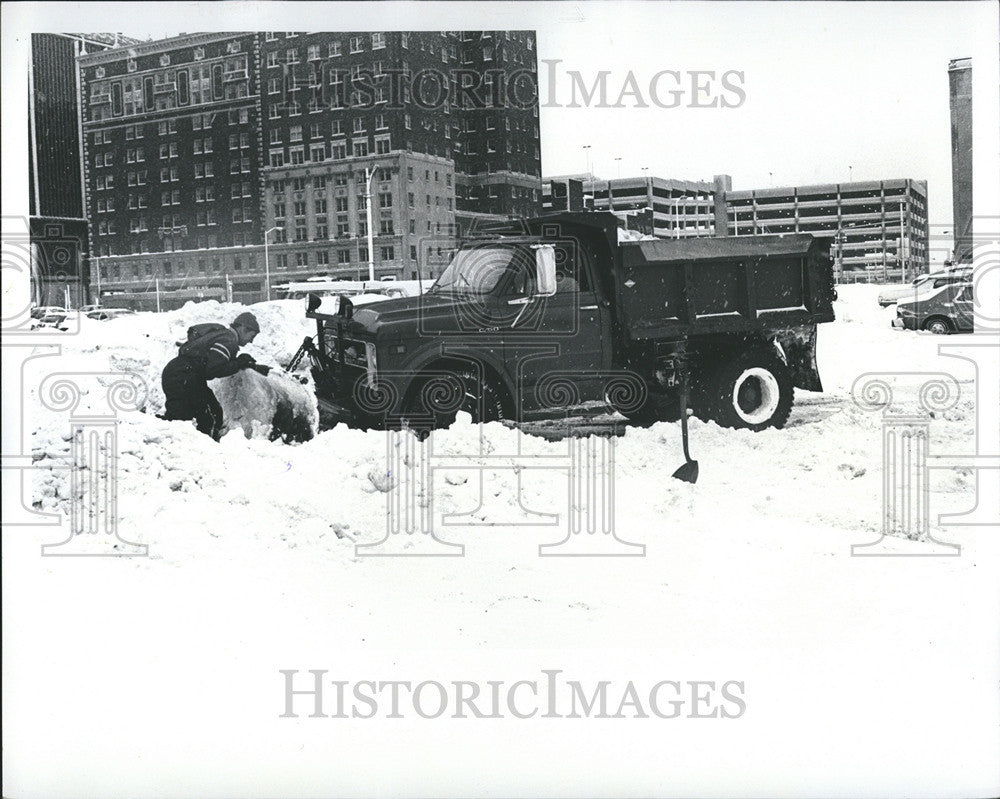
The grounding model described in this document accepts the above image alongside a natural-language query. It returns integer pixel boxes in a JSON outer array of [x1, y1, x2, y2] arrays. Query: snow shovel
[[672, 368, 699, 484]]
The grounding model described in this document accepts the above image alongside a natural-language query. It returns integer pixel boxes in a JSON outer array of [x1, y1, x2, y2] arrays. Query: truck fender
[[773, 325, 823, 392], [394, 339, 511, 402]]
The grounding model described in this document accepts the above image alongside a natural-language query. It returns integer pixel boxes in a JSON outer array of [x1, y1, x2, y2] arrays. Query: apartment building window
[[310, 143, 326, 161], [335, 197, 348, 213], [289, 147, 305, 165], [338, 250, 350, 264], [379, 219, 394, 235], [372, 32, 385, 50], [267, 51, 279, 68], [307, 44, 320, 61], [314, 175, 327, 190], [328, 41, 341, 57], [380, 246, 394, 261], [375, 136, 390, 154], [353, 141, 369, 157], [274, 203, 286, 219], [286, 48, 299, 64], [276, 254, 288, 269], [350, 36, 363, 53], [270, 149, 284, 167]]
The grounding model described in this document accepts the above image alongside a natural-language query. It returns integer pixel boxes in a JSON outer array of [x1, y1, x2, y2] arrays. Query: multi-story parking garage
[[725, 179, 929, 280]]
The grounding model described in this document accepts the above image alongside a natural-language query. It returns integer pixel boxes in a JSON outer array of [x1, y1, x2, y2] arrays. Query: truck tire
[[710, 350, 793, 431], [922, 316, 953, 335], [403, 367, 507, 435]]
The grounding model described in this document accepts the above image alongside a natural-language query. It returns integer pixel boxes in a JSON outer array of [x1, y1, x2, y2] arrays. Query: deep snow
[[5, 285, 999, 798]]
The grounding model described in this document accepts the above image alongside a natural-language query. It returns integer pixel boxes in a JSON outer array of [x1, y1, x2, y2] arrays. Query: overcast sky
[[3, 1, 996, 239], [531, 1, 988, 234]]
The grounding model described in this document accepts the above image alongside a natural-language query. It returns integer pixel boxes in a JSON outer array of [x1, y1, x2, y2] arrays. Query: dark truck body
[[303, 213, 836, 431]]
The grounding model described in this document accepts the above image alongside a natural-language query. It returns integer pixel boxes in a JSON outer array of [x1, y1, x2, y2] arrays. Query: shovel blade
[[672, 460, 699, 484]]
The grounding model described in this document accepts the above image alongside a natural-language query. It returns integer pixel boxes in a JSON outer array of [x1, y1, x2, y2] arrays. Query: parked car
[[30, 305, 68, 319], [893, 281, 974, 334], [878, 266, 972, 307], [86, 308, 136, 321], [31, 311, 71, 331]]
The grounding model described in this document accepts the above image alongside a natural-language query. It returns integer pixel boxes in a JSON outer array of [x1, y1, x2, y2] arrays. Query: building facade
[[76, 30, 542, 303], [725, 179, 929, 280], [948, 57, 972, 263], [543, 173, 731, 239], [29, 33, 131, 306]]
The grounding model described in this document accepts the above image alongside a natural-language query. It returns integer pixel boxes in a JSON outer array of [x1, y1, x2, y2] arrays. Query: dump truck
[[293, 213, 836, 439]]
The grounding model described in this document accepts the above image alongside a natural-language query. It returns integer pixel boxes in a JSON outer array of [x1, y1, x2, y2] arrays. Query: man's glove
[[251, 363, 271, 376], [236, 353, 256, 369]]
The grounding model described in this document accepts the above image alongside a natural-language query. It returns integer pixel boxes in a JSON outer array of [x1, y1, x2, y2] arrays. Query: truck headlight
[[365, 342, 378, 387]]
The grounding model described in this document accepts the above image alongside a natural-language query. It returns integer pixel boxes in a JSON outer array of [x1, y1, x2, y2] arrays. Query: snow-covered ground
[[4, 286, 999, 797]]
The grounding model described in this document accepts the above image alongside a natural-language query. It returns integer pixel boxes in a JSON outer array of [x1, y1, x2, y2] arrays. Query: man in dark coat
[[161, 311, 268, 440]]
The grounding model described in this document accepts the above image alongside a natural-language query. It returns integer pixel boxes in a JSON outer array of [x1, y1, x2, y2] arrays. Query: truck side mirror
[[533, 244, 557, 297]]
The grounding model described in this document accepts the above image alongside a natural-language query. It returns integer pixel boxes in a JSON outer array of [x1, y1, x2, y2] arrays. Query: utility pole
[[263, 225, 281, 301], [365, 166, 378, 282], [582, 145, 592, 210], [899, 201, 906, 283], [155, 277, 161, 312], [94, 255, 102, 306]]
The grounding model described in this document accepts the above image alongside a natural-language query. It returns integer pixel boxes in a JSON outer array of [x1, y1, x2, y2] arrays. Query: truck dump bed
[[616, 234, 836, 341]]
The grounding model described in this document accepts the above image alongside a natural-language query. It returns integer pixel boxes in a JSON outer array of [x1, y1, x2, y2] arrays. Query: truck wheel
[[923, 316, 953, 335], [711, 351, 793, 431], [404, 368, 507, 434]]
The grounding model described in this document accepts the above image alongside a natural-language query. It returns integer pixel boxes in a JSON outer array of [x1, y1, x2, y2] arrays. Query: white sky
[[3, 1, 998, 240]]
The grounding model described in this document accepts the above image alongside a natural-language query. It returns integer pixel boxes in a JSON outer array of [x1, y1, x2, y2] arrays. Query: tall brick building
[[28, 32, 133, 306], [76, 30, 541, 305]]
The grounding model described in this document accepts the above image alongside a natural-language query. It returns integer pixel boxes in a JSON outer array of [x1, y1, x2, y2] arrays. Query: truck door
[[502, 243, 608, 411]]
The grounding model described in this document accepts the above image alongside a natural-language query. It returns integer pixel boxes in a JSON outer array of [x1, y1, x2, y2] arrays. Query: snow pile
[[60, 298, 318, 433], [212, 368, 318, 442], [617, 227, 658, 242], [25, 284, 980, 549]]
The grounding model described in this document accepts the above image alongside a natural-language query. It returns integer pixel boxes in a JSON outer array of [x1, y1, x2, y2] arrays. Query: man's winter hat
[[232, 312, 260, 334]]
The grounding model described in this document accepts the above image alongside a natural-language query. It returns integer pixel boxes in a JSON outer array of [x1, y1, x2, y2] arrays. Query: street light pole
[[263, 225, 281, 301], [365, 166, 378, 282], [582, 145, 592, 209]]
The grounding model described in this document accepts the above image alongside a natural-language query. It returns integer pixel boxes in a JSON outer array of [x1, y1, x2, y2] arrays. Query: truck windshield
[[431, 246, 531, 295]]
